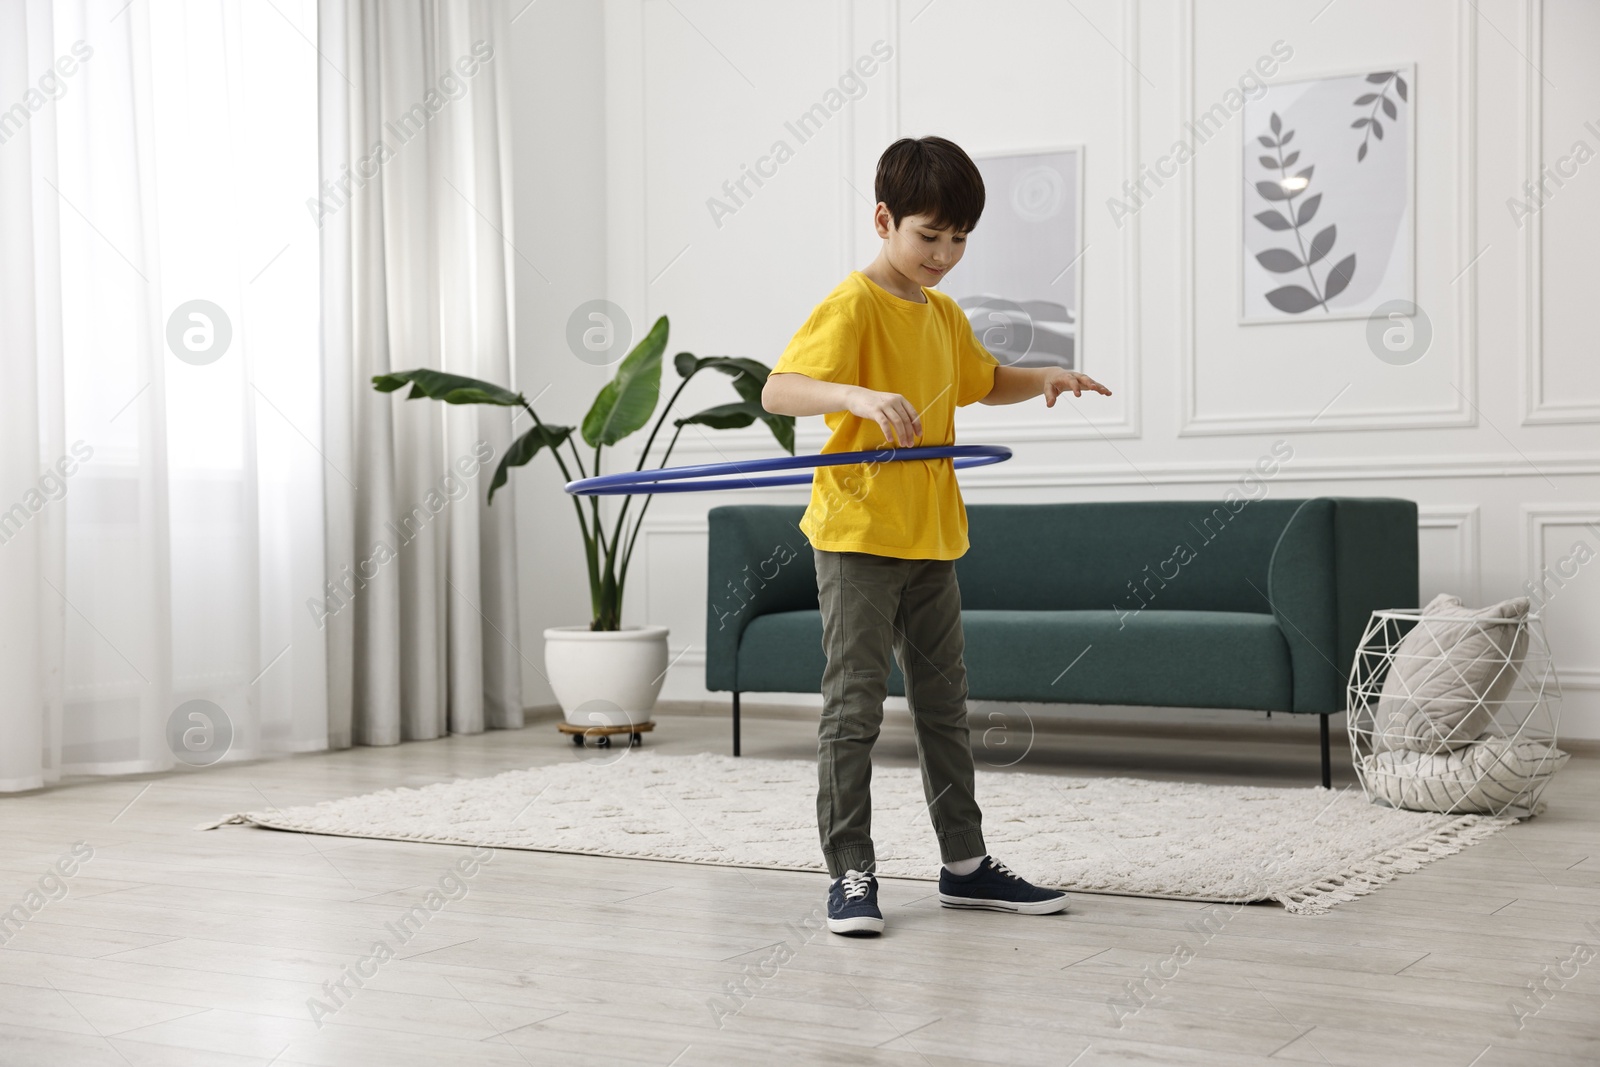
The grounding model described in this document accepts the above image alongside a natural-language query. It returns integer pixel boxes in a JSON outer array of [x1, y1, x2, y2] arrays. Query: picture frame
[[1239, 64, 1416, 324], [951, 145, 1086, 369]]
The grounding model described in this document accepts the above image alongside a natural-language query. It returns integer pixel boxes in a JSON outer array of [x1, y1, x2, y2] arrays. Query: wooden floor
[[1, 701, 1596, 1066]]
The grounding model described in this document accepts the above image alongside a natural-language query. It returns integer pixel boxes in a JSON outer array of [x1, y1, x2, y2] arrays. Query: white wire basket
[[1347, 607, 1567, 818]]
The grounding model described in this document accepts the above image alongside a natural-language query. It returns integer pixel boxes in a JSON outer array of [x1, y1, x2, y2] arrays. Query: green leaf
[[676, 398, 796, 455], [488, 423, 573, 504], [762, 412, 796, 455], [670, 354, 792, 452], [707, 358, 771, 403], [675, 354, 771, 397], [674, 400, 763, 431], [372, 369, 522, 407], [764, 415, 796, 454], [581, 315, 668, 447]]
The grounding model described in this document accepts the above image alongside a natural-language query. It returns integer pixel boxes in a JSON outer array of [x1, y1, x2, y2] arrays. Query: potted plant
[[372, 315, 794, 727]]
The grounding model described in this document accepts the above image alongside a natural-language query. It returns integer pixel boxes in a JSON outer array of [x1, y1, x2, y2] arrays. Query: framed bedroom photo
[[1240, 64, 1416, 324], [951, 146, 1085, 369]]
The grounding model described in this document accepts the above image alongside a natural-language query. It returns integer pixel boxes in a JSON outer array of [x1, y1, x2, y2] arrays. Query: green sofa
[[705, 497, 1419, 785]]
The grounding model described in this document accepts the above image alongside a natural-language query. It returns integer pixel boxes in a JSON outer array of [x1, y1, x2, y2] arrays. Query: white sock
[[944, 855, 984, 877]]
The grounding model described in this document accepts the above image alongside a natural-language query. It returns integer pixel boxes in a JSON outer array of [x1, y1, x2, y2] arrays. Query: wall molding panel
[[1417, 504, 1481, 604], [637, 516, 710, 661], [1177, 0, 1479, 436], [903, 450, 1599, 489], [696, 0, 1150, 451], [1521, 505, 1600, 689], [1520, 0, 1600, 426]]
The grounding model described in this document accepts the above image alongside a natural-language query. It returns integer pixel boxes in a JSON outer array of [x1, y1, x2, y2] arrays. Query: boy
[[761, 136, 1113, 937]]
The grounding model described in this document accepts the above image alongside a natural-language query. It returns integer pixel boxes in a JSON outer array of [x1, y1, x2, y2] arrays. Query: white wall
[[513, 0, 1600, 738], [508, 0, 611, 712]]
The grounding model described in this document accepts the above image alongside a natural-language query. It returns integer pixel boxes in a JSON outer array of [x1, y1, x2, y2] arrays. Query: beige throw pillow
[[1364, 739, 1568, 814], [1372, 593, 1530, 753]]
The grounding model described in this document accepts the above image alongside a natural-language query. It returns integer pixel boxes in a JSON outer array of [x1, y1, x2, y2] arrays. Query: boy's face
[[874, 206, 967, 288]]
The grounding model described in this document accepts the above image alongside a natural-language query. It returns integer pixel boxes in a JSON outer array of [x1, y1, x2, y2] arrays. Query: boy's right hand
[[847, 387, 923, 447]]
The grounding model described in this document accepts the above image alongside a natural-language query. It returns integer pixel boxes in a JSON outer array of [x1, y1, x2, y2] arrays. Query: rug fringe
[[1277, 813, 1518, 915]]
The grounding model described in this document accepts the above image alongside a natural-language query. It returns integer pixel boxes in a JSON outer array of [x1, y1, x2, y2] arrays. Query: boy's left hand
[[1044, 370, 1112, 406]]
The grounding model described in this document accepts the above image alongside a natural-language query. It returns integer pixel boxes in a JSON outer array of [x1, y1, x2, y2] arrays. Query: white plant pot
[[543, 624, 669, 727]]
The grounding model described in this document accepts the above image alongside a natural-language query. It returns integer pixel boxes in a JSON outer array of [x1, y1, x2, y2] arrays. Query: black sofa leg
[[732, 692, 741, 757], [1320, 713, 1331, 789]]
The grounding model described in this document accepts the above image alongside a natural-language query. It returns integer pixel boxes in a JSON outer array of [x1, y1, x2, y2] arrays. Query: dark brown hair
[[874, 136, 985, 233]]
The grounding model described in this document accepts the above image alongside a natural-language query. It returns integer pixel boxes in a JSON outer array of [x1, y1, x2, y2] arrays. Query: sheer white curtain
[[0, 0, 328, 791], [317, 0, 523, 747]]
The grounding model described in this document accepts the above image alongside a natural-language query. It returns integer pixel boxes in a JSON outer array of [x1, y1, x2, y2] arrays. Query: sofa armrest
[[705, 505, 815, 692], [1267, 497, 1419, 713]]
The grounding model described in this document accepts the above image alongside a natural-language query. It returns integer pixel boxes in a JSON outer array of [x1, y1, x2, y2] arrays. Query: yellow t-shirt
[[771, 270, 1000, 560]]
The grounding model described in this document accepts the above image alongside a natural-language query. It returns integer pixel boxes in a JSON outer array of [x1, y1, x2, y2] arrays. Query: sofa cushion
[[960, 609, 1292, 709], [735, 608, 1293, 711]]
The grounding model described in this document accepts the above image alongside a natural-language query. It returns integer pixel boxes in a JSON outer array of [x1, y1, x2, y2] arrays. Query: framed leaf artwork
[[950, 146, 1084, 369], [1240, 65, 1415, 323]]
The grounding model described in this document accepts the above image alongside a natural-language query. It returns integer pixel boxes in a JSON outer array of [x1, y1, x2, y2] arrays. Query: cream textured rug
[[202, 751, 1517, 914]]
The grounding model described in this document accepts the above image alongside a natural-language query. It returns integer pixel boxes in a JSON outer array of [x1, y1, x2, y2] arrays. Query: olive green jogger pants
[[814, 548, 987, 878]]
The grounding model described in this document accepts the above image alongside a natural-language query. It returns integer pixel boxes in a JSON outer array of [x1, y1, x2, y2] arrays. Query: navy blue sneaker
[[939, 856, 1068, 915], [827, 869, 884, 936]]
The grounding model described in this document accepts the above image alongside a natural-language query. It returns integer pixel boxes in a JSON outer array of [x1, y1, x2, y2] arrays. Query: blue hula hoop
[[564, 444, 1012, 496]]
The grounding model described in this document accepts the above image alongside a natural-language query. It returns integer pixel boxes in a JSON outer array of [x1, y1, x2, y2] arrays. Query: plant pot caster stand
[[558, 721, 655, 749]]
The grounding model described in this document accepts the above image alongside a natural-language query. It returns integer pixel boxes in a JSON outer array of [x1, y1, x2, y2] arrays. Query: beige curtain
[[317, 0, 523, 747]]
